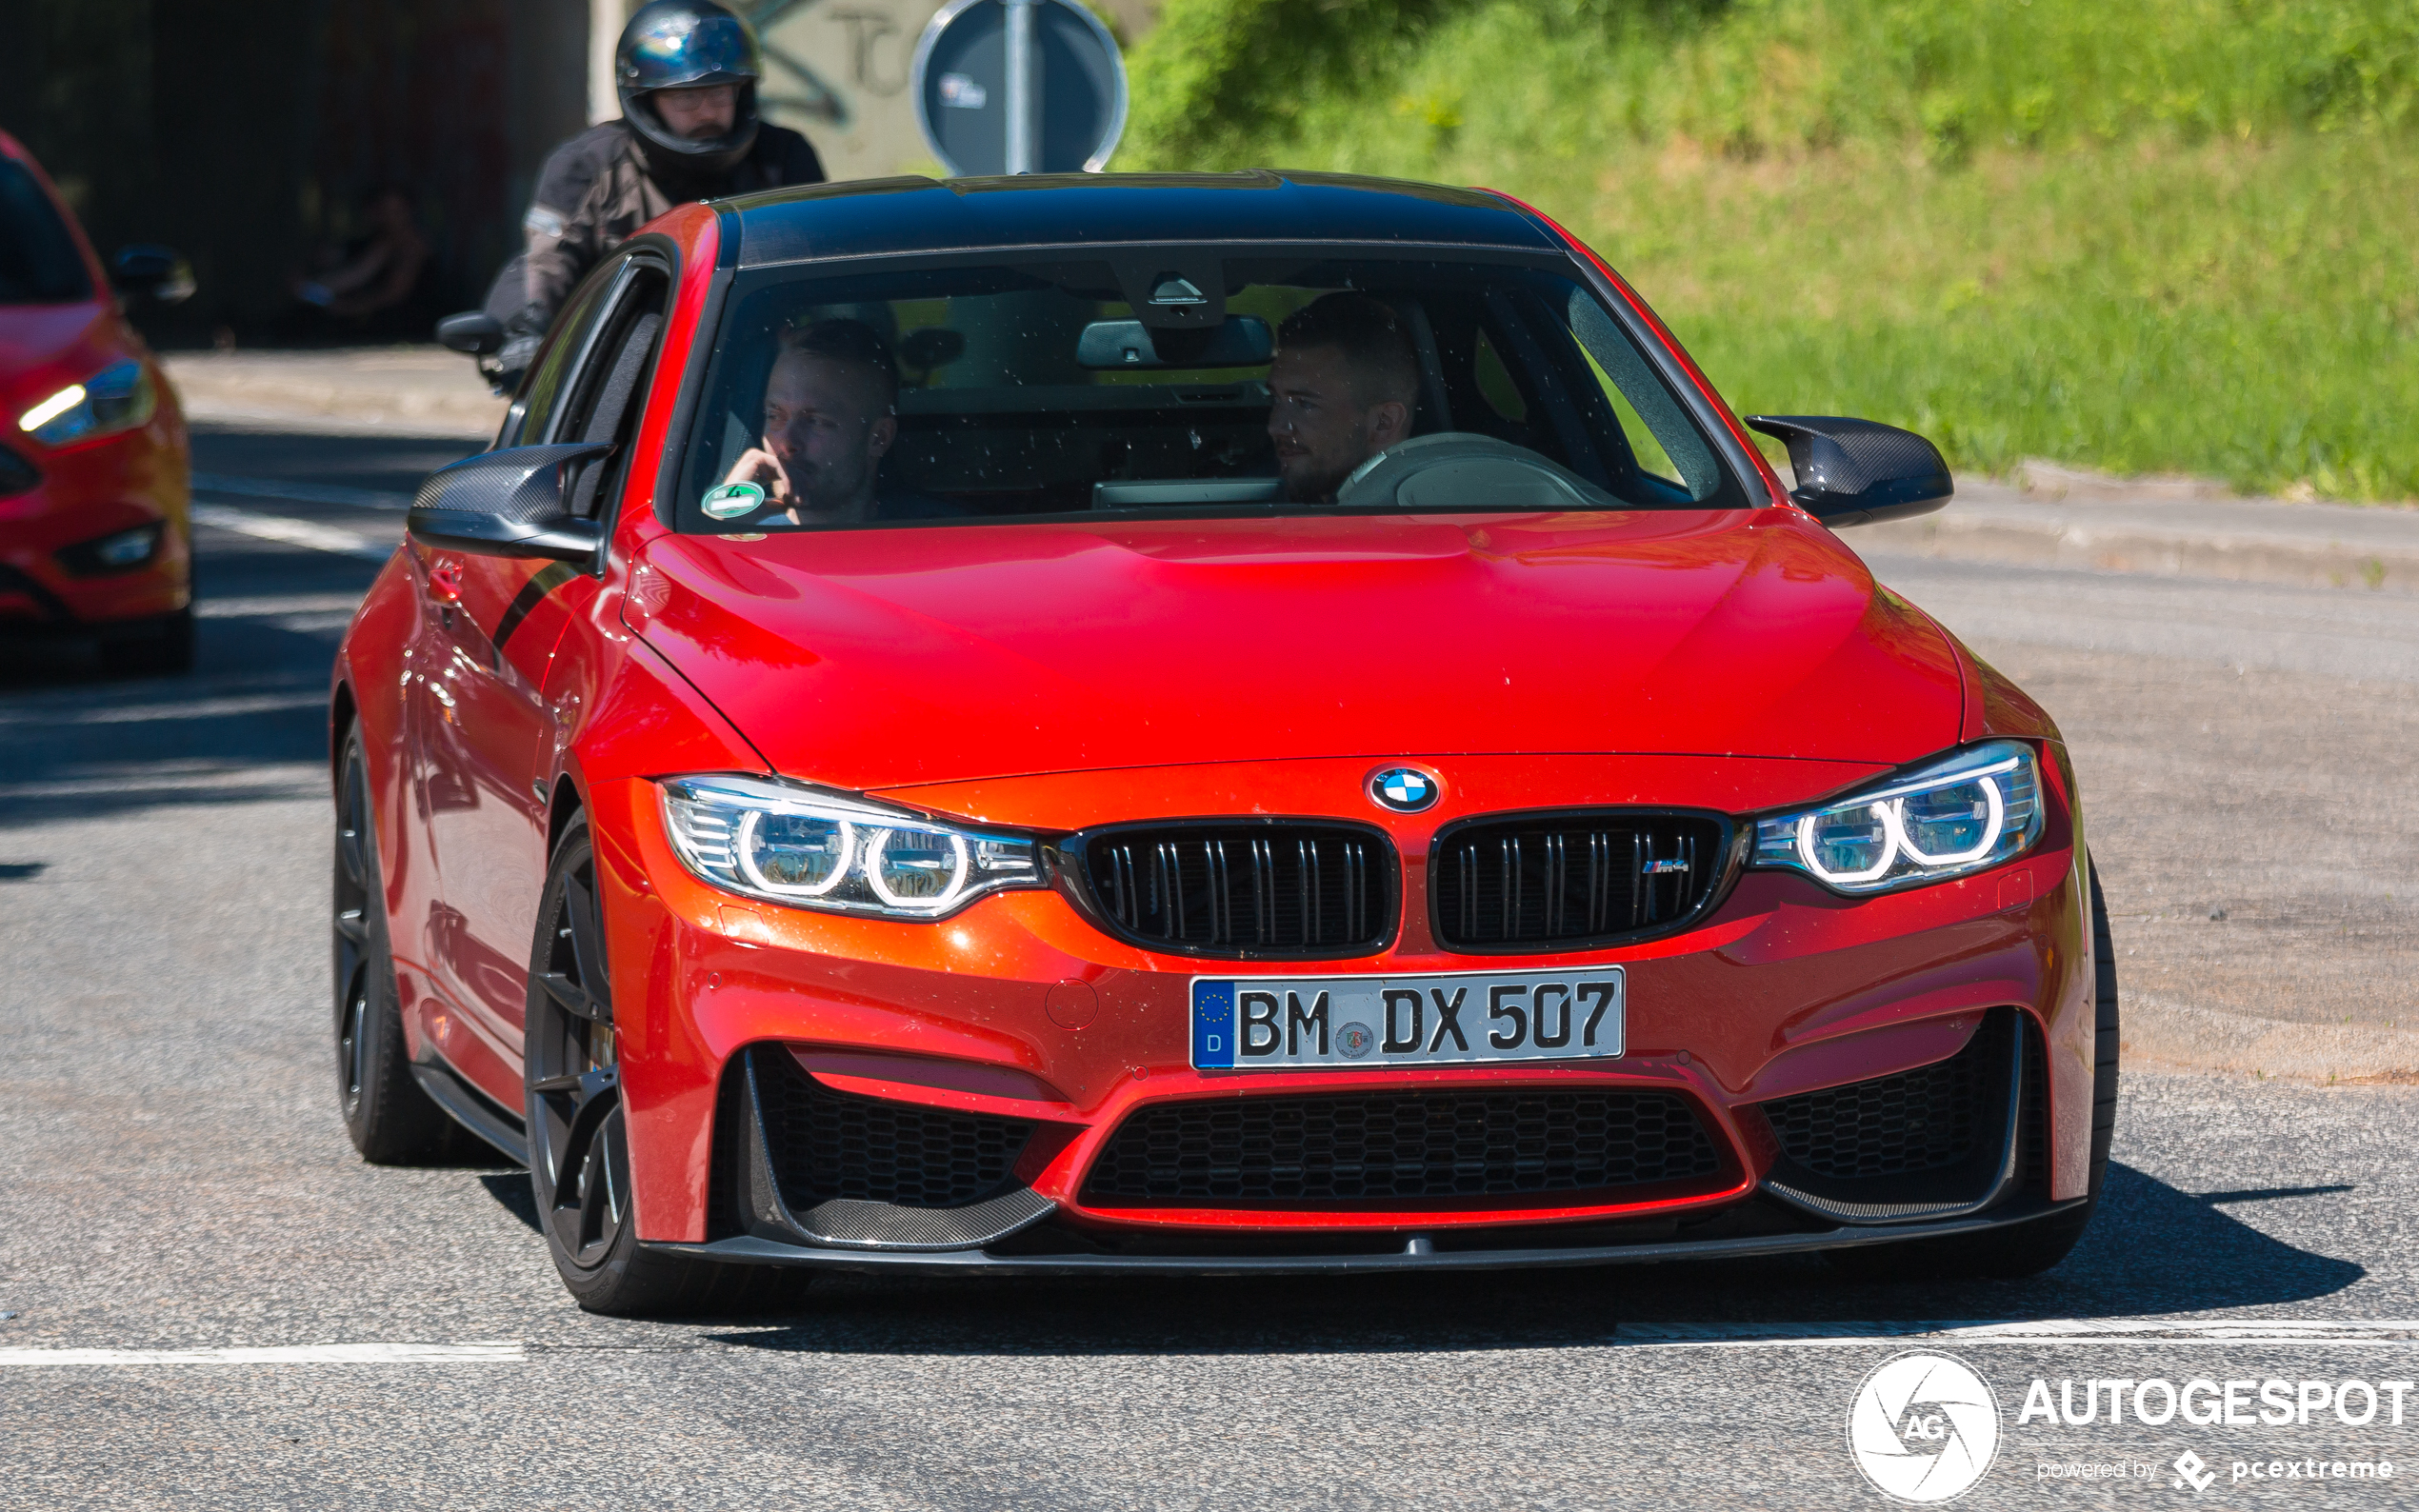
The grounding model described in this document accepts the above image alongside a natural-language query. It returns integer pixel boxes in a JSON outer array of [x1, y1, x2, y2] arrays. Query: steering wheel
[[1333, 432, 1624, 511]]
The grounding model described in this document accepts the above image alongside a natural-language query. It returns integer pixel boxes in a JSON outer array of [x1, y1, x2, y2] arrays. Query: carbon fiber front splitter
[[642, 1194, 2087, 1278]]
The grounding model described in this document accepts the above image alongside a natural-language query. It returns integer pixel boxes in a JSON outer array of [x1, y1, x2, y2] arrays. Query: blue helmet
[[616, 1, 764, 179]]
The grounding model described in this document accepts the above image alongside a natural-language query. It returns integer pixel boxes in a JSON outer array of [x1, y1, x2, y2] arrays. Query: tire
[[526, 812, 805, 1317], [99, 604, 195, 677], [333, 726, 460, 1163], [1825, 856, 2120, 1282]]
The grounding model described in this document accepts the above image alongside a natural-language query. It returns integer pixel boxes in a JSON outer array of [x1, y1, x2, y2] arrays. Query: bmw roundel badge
[[1369, 766, 1440, 813]]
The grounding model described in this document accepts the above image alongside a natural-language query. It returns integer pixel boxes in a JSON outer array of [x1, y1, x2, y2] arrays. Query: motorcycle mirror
[[110, 245, 194, 306], [435, 311, 506, 357]]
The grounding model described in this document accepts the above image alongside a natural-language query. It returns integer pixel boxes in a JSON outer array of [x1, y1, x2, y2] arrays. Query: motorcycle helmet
[[616, 1, 763, 184]]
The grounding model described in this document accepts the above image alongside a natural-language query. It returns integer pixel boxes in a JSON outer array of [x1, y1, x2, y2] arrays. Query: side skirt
[[410, 1055, 530, 1165]]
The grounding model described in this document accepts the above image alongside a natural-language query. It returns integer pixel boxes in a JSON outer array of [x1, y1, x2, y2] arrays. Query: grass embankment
[[1119, 0, 2419, 500]]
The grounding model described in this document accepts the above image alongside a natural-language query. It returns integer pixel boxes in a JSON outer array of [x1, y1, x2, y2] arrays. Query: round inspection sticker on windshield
[[701, 482, 765, 519]]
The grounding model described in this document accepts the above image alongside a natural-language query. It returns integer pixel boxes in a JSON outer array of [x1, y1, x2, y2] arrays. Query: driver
[[716, 319, 900, 527], [1266, 293, 1420, 503]]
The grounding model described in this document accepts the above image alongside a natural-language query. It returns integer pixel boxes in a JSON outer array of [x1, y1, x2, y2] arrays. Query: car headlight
[[18, 361, 155, 448], [1750, 740, 2044, 895], [659, 774, 1044, 920]]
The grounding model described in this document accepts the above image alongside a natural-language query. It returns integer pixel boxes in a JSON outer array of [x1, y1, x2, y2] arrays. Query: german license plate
[[1190, 968, 1626, 1070]]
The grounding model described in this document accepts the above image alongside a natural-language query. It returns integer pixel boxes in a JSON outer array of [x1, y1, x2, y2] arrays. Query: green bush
[[1120, 0, 2419, 498], [1128, 0, 2419, 165]]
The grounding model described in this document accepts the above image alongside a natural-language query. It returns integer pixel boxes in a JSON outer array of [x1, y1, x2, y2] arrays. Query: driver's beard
[[1279, 455, 1358, 505]]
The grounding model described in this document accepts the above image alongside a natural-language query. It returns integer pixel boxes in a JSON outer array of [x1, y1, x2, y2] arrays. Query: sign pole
[[1002, 0, 1044, 173]]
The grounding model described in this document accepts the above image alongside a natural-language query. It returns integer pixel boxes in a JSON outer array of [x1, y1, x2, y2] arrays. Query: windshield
[[677, 250, 1745, 533], [0, 161, 92, 305]]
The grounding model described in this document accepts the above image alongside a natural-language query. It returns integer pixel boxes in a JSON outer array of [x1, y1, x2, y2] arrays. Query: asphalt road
[[3, 428, 2416, 1510]]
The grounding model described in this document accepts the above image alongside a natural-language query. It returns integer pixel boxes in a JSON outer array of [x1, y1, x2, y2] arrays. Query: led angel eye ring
[[864, 826, 970, 909], [1796, 804, 1898, 885], [1887, 777, 2006, 866], [735, 807, 855, 898]]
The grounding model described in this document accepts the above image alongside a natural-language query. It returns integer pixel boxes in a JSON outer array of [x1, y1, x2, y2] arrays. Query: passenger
[[1266, 293, 1420, 504], [716, 319, 901, 527]]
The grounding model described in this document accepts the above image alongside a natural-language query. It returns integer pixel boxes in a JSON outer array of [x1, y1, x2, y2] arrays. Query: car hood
[[629, 508, 1963, 793]]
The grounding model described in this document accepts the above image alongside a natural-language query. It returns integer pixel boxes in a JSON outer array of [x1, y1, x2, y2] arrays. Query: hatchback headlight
[[1750, 741, 2044, 895], [660, 774, 1043, 919], [18, 360, 155, 448]]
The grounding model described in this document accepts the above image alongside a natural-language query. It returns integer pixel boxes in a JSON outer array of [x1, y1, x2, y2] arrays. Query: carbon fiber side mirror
[[1743, 415, 1952, 527]]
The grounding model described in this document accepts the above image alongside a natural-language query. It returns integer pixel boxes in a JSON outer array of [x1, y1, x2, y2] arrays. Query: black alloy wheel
[[528, 821, 630, 1274], [1825, 856, 2121, 1283], [526, 813, 803, 1316], [332, 726, 457, 1162]]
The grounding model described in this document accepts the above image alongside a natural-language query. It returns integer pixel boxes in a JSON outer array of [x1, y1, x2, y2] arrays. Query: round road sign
[[910, 0, 1128, 177]]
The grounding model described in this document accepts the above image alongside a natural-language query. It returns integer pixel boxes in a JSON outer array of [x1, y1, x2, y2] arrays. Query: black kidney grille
[[1759, 1028, 1994, 1181], [1434, 814, 1727, 947], [1076, 825, 1392, 956], [753, 1051, 1030, 1209], [1080, 1088, 1724, 1205]]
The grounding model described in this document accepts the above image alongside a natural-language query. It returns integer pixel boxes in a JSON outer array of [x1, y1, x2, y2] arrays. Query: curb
[[2123, 993, 2419, 1084], [1852, 463, 2419, 594], [161, 348, 505, 442]]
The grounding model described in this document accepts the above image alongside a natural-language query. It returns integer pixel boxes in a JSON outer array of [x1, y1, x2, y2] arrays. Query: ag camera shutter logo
[[1848, 1352, 2001, 1503]]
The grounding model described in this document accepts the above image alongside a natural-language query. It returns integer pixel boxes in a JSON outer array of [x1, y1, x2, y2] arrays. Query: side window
[[1471, 328, 1528, 424], [502, 269, 616, 448], [556, 269, 670, 519], [1563, 292, 1726, 503]]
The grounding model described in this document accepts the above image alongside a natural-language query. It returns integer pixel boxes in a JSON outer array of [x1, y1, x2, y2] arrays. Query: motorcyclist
[[478, 0, 824, 390]]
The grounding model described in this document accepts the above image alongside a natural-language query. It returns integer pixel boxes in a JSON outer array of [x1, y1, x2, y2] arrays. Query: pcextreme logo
[[1848, 1352, 2002, 1503]]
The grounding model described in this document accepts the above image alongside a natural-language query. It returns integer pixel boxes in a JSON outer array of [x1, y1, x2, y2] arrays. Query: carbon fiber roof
[[721, 169, 1560, 269]]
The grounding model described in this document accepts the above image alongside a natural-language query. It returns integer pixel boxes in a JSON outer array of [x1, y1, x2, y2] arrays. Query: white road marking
[[190, 503, 395, 562], [0, 763, 324, 802], [0, 1342, 524, 1367], [194, 592, 366, 618], [190, 472, 415, 511], [0, 691, 326, 726], [1613, 1320, 2419, 1347]]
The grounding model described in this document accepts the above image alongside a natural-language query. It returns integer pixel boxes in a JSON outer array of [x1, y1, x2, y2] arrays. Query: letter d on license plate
[[1191, 968, 1625, 1070]]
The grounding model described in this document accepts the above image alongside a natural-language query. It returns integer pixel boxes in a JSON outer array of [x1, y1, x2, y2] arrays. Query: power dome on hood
[[627, 509, 1964, 792]]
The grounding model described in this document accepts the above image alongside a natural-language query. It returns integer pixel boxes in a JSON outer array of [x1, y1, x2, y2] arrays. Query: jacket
[[519, 119, 824, 329]]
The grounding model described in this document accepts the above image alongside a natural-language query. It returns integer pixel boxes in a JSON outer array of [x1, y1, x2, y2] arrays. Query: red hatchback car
[[333, 172, 2117, 1315], [0, 130, 195, 673]]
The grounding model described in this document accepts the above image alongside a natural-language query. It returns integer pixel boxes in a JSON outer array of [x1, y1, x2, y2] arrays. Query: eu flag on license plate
[[1192, 980, 1235, 1068]]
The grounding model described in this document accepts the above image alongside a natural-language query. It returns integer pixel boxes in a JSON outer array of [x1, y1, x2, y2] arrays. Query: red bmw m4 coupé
[[333, 171, 2116, 1314]]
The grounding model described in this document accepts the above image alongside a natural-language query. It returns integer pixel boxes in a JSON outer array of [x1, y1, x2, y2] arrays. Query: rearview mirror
[[1742, 415, 1951, 527], [434, 310, 506, 357], [110, 245, 194, 306], [407, 444, 613, 567], [1077, 316, 1271, 370]]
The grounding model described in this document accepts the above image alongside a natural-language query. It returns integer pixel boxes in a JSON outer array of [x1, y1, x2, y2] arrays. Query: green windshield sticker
[[701, 481, 766, 520]]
